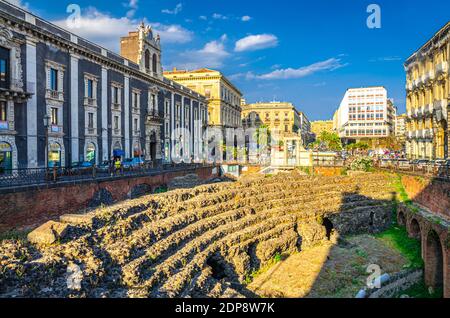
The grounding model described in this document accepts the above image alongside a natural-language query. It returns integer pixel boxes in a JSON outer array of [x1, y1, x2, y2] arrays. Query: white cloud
[[162, 3, 183, 15], [256, 58, 347, 80], [125, 0, 139, 18], [241, 15, 252, 22], [212, 13, 228, 20], [199, 15, 208, 20], [230, 58, 346, 81], [5, 0, 29, 9], [234, 34, 278, 52], [369, 56, 402, 62], [52, 7, 193, 52], [171, 35, 230, 70]]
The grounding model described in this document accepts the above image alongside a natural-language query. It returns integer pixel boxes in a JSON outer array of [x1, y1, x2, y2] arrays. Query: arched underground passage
[[409, 219, 421, 240], [425, 230, 444, 296], [398, 211, 406, 226], [322, 217, 334, 240]]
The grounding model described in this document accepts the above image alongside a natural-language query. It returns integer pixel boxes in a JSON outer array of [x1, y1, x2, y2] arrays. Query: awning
[[113, 149, 125, 157]]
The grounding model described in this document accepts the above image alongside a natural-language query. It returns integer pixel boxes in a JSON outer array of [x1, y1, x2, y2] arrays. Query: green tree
[[312, 131, 343, 151]]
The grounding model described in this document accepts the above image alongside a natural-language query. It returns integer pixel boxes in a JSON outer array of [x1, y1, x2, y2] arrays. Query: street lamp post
[[43, 114, 51, 170]]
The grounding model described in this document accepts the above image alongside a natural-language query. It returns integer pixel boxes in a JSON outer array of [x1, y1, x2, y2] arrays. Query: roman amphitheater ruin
[[0, 172, 401, 298]]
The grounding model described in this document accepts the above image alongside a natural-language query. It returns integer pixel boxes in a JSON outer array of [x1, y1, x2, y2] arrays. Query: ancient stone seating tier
[[0, 172, 395, 298]]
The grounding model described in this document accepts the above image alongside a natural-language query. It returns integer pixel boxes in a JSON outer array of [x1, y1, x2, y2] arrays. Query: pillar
[[70, 53, 79, 164], [26, 37, 38, 168]]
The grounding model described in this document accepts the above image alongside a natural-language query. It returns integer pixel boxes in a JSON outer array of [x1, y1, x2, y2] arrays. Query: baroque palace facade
[[163, 68, 242, 130], [0, 0, 208, 170], [405, 22, 450, 160]]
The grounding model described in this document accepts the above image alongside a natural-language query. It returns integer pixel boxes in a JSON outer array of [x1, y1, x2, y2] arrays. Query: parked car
[[397, 159, 411, 170], [68, 161, 93, 175], [122, 158, 145, 169], [415, 159, 430, 170]]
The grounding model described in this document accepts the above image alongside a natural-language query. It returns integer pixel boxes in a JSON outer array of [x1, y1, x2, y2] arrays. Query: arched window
[[144, 50, 150, 70], [152, 53, 157, 74], [0, 142, 12, 173], [86, 143, 96, 164]]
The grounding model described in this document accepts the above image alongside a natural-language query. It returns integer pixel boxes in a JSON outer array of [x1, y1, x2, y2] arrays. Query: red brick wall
[[0, 167, 217, 232], [314, 167, 343, 177], [401, 175, 450, 219]]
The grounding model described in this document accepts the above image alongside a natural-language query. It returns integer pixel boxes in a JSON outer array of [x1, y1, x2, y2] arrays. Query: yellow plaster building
[[311, 120, 334, 137], [241, 101, 301, 135], [405, 22, 450, 160], [163, 68, 243, 129]]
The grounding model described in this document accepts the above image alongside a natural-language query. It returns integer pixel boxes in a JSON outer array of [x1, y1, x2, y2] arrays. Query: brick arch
[[407, 217, 421, 240], [424, 229, 444, 295], [398, 210, 406, 226]]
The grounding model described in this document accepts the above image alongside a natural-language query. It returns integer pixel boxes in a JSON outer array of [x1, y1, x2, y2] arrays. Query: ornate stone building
[[0, 1, 208, 171], [163, 68, 242, 129], [405, 22, 450, 160]]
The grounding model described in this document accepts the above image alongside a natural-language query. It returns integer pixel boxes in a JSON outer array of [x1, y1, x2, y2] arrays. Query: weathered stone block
[[297, 221, 327, 248], [27, 221, 68, 245], [60, 214, 94, 226]]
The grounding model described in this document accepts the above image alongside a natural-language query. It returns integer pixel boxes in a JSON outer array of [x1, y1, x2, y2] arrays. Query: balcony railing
[[86, 127, 97, 135], [46, 89, 64, 101], [435, 61, 448, 75], [84, 97, 97, 107], [50, 125, 62, 134]]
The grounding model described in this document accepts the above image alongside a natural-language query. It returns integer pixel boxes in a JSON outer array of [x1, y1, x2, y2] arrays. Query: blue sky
[[11, 0, 450, 120]]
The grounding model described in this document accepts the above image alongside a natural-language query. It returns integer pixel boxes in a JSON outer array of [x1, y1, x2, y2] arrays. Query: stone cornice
[[0, 10, 206, 102]]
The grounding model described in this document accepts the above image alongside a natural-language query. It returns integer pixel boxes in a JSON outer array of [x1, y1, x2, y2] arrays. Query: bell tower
[[120, 22, 163, 79]]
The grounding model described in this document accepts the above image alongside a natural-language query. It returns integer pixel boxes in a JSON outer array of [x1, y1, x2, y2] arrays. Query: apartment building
[[333, 87, 396, 144], [404, 22, 449, 160]]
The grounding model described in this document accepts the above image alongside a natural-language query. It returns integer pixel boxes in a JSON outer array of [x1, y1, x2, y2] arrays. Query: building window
[[134, 118, 138, 132], [87, 79, 94, 98], [51, 107, 58, 125], [113, 87, 119, 104], [88, 112, 94, 129], [0, 101, 6, 122], [114, 116, 119, 130], [0, 47, 9, 89], [152, 53, 157, 73], [86, 143, 96, 164], [145, 50, 150, 70], [50, 68, 58, 91]]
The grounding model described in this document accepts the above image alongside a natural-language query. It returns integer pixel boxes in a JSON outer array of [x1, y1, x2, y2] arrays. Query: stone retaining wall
[[0, 166, 217, 232]]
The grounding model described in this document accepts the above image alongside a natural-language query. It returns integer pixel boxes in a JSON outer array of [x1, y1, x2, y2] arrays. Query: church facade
[[0, 0, 208, 170]]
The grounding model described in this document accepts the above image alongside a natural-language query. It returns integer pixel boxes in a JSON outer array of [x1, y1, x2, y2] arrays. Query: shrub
[[350, 156, 374, 172]]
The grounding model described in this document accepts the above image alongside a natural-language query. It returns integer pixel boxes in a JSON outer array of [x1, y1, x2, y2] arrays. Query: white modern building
[[333, 86, 396, 142]]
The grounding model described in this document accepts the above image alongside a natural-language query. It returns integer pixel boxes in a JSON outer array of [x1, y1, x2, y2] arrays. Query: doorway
[[0, 142, 12, 174]]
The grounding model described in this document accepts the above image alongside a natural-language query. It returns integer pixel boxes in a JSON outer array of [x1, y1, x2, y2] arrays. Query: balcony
[[413, 78, 421, 88], [407, 131, 413, 139], [146, 110, 161, 123], [112, 103, 121, 111], [86, 127, 97, 136], [84, 97, 97, 107], [424, 129, 433, 139], [422, 71, 435, 83], [406, 82, 413, 91], [46, 89, 64, 102], [435, 61, 448, 75], [49, 125, 62, 134]]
